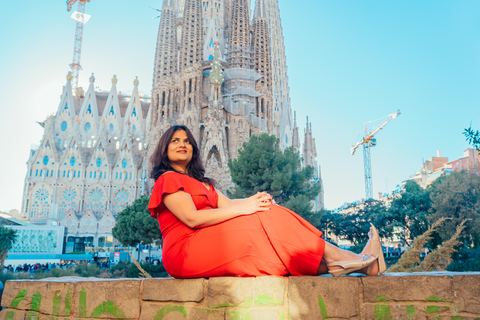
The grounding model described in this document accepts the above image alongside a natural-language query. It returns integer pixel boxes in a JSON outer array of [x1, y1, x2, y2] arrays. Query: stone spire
[[151, 0, 178, 127], [152, 0, 177, 85], [292, 111, 300, 151], [303, 117, 317, 168], [227, 0, 252, 68], [180, 0, 204, 70], [252, 0, 273, 132], [259, 0, 293, 149], [252, 0, 271, 92]]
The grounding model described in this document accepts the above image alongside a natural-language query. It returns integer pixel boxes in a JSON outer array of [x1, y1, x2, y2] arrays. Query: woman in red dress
[[148, 125, 386, 278]]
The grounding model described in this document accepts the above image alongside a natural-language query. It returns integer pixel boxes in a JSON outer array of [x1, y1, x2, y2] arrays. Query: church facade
[[20, 0, 323, 251]]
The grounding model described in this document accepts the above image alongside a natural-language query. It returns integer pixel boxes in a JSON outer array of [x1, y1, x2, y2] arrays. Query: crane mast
[[66, 0, 91, 93], [351, 110, 400, 200]]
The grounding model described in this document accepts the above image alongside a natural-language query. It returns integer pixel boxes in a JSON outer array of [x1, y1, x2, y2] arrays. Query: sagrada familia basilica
[[20, 0, 324, 250]]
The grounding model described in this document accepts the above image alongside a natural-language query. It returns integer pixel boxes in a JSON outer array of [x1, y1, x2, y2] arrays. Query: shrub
[[73, 264, 102, 277], [447, 258, 480, 271], [0, 272, 16, 285]]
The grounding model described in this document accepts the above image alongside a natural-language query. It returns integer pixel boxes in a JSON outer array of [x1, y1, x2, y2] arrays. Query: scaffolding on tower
[[66, 0, 92, 95]]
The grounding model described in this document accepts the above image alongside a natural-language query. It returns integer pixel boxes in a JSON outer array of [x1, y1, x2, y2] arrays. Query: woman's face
[[167, 130, 193, 171]]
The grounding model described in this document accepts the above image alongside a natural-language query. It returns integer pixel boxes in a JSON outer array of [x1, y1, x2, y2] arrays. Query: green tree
[[0, 225, 18, 269], [228, 133, 320, 216], [324, 200, 393, 246], [112, 195, 162, 248], [463, 126, 480, 150], [428, 171, 480, 247], [388, 181, 431, 244]]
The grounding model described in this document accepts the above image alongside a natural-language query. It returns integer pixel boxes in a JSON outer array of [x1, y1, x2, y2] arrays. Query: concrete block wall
[[0, 273, 479, 319]]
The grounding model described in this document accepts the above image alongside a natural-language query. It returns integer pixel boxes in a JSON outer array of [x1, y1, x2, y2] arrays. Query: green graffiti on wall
[[4, 288, 127, 319], [372, 295, 464, 320], [6, 289, 27, 320], [65, 288, 72, 316], [255, 295, 282, 305], [227, 310, 251, 320], [79, 288, 87, 317], [90, 301, 126, 318], [31, 291, 41, 311], [374, 296, 392, 320], [406, 305, 415, 320], [318, 296, 328, 320], [52, 291, 61, 315], [10, 289, 27, 308], [154, 305, 187, 320]]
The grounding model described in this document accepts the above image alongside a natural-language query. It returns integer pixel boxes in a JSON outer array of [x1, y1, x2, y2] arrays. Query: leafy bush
[[447, 258, 480, 271], [0, 272, 16, 285], [73, 264, 102, 277], [110, 261, 168, 278], [48, 267, 76, 278], [139, 263, 168, 278]]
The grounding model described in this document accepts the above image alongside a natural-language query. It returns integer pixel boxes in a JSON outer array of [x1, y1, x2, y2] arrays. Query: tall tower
[[252, 0, 273, 133], [257, 0, 293, 148], [303, 117, 324, 211], [180, 0, 204, 70], [151, 0, 177, 126], [292, 111, 300, 151], [227, 0, 253, 68], [145, 0, 319, 194]]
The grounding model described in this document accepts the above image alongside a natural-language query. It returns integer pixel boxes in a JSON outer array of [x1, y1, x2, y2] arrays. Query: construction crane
[[351, 110, 401, 200], [66, 0, 92, 94]]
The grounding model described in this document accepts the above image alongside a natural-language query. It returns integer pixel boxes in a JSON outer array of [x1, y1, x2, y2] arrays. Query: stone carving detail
[[79, 210, 97, 234], [60, 209, 79, 234], [10, 229, 58, 253], [98, 210, 116, 234]]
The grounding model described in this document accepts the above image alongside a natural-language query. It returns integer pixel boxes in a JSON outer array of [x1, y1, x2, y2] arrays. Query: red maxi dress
[[148, 172, 325, 278]]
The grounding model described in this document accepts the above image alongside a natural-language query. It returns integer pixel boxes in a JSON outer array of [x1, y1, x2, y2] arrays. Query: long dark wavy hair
[[150, 125, 213, 185]]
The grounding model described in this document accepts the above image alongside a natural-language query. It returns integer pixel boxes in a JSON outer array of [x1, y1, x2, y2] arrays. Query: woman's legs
[[316, 241, 379, 275]]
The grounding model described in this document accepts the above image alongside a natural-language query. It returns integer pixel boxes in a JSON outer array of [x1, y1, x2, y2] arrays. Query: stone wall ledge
[[0, 272, 479, 319]]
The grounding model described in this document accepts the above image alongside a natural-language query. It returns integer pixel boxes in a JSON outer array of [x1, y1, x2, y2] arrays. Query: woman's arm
[[216, 190, 245, 208], [162, 190, 273, 229]]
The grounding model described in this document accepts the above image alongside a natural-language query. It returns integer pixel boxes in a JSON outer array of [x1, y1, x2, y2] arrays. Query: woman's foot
[[328, 254, 378, 277], [369, 224, 387, 274], [361, 226, 373, 255]]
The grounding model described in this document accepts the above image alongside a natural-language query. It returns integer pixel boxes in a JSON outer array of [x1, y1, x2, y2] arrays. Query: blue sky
[[0, 0, 479, 212]]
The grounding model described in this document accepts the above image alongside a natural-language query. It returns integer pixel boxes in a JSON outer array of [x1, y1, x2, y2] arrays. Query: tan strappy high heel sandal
[[328, 254, 378, 277], [370, 223, 387, 274]]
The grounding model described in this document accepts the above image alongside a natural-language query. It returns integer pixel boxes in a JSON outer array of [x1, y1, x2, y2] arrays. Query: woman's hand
[[164, 190, 275, 229], [236, 192, 274, 215]]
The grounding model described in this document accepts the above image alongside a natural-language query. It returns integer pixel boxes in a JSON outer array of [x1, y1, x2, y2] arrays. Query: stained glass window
[[59, 188, 77, 219], [87, 188, 105, 213], [30, 188, 50, 219], [113, 190, 129, 213]]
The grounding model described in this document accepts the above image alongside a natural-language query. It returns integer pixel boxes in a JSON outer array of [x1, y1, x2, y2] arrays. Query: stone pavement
[[0, 272, 479, 319]]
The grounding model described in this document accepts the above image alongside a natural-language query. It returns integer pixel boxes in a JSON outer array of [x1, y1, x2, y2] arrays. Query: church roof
[[0, 213, 32, 226], [75, 92, 149, 119]]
